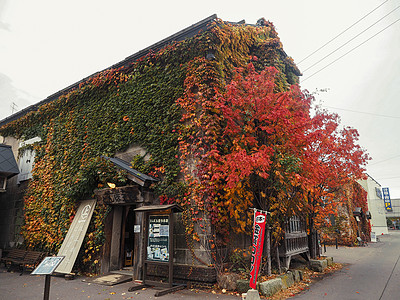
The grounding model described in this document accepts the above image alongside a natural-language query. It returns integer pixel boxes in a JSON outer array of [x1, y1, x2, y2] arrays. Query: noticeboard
[[147, 215, 169, 262], [31, 256, 64, 275]]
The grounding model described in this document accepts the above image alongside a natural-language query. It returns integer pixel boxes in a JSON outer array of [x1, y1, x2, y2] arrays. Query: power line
[[302, 4, 400, 72], [376, 176, 400, 180], [369, 154, 400, 166], [298, 0, 389, 64], [302, 17, 400, 82], [323, 105, 400, 119]]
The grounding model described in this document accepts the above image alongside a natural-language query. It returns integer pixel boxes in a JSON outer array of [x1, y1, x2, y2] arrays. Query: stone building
[[0, 14, 300, 283]]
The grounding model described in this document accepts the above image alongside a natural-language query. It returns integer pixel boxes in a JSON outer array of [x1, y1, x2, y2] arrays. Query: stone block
[[309, 259, 327, 272], [218, 273, 241, 291], [174, 234, 187, 249], [236, 279, 250, 294], [298, 270, 304, 281], [259, 278, 283, 297], [245, 289, 261, 300], [291, 269, 301, 282], [173, 249, 187, 264], [279, 272, 295, 288], [326, 257, 333, 266], [236, 279, 259, 293]]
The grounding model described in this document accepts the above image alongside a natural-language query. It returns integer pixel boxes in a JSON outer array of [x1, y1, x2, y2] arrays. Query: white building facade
[[358, 175, 389, 236]]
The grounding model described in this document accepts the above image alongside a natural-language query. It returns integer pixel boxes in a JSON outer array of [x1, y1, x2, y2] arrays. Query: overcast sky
[[0, 0, 399, 197]]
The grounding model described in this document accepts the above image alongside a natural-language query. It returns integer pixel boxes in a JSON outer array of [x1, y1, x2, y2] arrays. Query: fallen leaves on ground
[[267, 263, 343, 300]]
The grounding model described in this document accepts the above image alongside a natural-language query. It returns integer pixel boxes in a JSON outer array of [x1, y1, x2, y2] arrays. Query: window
[[17, 137, 41, 183]]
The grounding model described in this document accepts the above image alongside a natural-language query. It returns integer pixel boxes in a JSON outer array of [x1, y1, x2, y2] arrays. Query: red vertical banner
[[249, 210, 267, 290]]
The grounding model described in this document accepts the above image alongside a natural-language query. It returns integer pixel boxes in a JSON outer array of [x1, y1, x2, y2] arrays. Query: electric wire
[[369, 154, 400, 166], [302, 17, 400, 82], [376, 176, 400, 180], [323, 105, 400, 119], [298, 0, 389, 64], [302, 5, 400, 72]]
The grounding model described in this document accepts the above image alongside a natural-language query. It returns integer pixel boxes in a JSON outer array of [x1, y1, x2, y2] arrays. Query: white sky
[[0, 0, 399, 197]]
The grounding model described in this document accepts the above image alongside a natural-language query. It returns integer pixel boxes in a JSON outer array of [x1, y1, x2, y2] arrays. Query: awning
[[134, 204, 183, 213], [102, 156, 158, 187], [0, 144, 19, 178]]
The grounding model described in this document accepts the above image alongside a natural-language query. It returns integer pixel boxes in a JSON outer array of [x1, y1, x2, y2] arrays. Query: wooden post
[[168, 211, 174, 287], [265, 226, 271, 276], [133, 204, 144, 280], [110, 206, 123, 270]]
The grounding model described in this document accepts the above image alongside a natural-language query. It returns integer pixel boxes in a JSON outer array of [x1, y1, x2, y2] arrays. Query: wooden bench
[[1, 249, 46, 275], [1, 249, 26, 267]]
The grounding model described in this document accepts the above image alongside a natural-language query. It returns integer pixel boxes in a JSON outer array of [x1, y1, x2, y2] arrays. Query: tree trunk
[[263, 226, 271, 276], [309, 212, 317, 259], [276, 245, 281, 274]]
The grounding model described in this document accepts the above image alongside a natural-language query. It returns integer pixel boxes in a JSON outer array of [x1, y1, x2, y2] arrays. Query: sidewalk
[[0, 266, 240, 300]]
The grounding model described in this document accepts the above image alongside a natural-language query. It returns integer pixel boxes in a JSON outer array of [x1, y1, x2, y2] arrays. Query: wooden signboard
[[55, 199, 96, 274]]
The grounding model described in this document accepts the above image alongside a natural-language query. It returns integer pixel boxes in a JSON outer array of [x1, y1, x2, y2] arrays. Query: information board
[[147, 215, 169, 261], [31, 256, 64, 275]]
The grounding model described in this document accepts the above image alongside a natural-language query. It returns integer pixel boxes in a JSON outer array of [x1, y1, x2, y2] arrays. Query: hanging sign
[[382, 187, 392, 211], [147, 215, 170, 261], [249, 209, 267, 289]]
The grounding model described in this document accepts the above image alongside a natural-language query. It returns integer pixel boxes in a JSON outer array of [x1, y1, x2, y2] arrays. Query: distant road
[[293, 231, 400, 300]]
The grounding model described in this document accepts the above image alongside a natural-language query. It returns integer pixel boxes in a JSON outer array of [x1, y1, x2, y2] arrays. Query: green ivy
[[0, 18, 299, 273]]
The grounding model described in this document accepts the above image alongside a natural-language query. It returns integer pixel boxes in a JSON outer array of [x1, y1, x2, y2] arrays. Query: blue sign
[[382, 187, 392, 211]]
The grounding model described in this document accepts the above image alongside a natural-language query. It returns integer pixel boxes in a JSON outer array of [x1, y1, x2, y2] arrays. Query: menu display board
[[147, 215, 169, 261]]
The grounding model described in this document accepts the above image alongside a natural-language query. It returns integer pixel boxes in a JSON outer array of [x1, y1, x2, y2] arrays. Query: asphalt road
[[293, 230, 400, 300], [2, 232, 400, 300], [0, 267, 240, 300]]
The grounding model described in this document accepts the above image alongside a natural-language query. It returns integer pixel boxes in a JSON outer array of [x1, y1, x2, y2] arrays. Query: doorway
[[121, 206, 135, 269]]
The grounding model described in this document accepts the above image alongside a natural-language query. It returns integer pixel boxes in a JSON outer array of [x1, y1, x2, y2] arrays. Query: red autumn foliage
[[203, 63, 370, 240]]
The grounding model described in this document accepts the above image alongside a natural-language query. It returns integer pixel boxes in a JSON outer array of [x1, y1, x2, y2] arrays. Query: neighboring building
[[358, 174, 389, 235], [0, 141, 20, 249], [0, 14, 301, 282], [320, 181, 370, 246], [385, 198, 400, 228]]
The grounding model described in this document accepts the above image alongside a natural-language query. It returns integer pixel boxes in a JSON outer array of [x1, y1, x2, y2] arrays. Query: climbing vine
[[2, 17, 363, 274]]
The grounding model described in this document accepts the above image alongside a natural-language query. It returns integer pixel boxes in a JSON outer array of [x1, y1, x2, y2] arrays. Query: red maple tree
[[204, 63, 370, 245]]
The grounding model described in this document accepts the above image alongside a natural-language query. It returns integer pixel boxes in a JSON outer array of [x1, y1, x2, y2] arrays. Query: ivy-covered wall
[[0, 18, 299, 273]]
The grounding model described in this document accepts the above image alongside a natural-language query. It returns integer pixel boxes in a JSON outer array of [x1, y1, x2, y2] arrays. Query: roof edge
[[0, 14, 219, 128]]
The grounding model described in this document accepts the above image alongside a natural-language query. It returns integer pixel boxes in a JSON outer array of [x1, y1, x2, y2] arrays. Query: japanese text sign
[[249, 210, 267, 289]]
